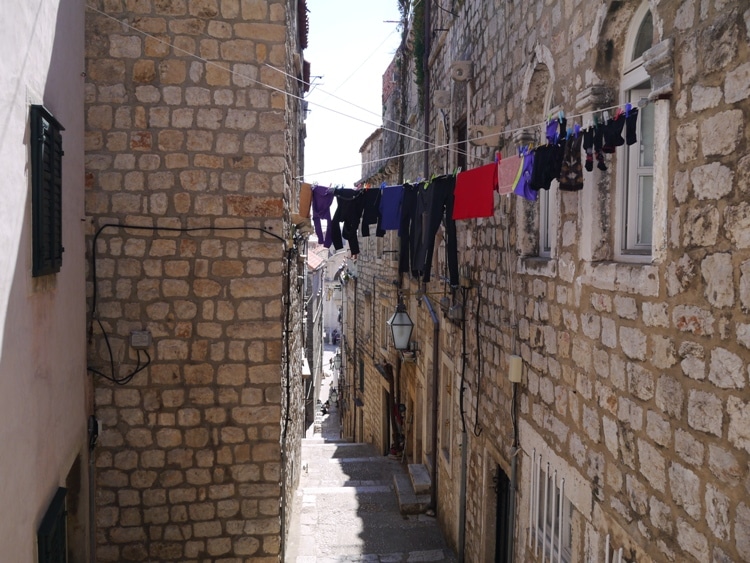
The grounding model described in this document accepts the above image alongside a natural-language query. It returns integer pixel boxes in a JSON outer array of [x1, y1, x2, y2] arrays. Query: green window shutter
[[37, 487, 67, 563], [31, 105, 64, 277]]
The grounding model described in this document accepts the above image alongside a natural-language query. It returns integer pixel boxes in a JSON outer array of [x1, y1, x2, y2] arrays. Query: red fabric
[[452, 162, 498, 220]]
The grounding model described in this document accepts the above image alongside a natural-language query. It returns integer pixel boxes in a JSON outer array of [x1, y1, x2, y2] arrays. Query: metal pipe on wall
[[507, 447, 519, 563], [422, 295, 440, 512]]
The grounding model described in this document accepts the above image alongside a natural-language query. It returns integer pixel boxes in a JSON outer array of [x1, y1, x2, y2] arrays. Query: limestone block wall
[[364, 0, 750, 562], [443, 1, 750, 562], [84, 0, 304, 561]]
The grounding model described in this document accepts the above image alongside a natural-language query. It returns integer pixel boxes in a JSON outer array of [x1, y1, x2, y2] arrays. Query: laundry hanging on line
[[304, 102, 640, 268]]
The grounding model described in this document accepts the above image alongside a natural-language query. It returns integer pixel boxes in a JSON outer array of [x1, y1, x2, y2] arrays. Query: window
[[38, 487, 67, 563], [30, 105, 64, 277], [530, 459, 572, 563], [538, 184, 556, 258], [617, 5, 654, 259], [539, 88, 559, 259]]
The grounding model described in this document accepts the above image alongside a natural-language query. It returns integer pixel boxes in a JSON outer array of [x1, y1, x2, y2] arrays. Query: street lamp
[[387, 301, 414, 351], [333, 350, 342, 371]]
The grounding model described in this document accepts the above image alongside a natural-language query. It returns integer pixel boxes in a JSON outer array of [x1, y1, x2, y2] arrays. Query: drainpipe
[[507, 380, 520, 562], [508, 444, 518, 563], [422, 295, 440, 512]]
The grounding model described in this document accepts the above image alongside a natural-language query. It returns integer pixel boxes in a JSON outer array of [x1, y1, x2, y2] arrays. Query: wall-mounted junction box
[[130, 330, 152, 349]]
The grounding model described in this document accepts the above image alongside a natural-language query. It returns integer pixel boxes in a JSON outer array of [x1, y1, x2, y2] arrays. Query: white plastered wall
[[0, 0, 88, 560]]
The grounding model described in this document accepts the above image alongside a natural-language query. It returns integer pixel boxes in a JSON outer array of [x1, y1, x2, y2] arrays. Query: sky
[[302, 1, 403, 188]]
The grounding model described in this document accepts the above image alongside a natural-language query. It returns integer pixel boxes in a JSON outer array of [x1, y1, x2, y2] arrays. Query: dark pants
[[398, 183, 423, 277], [417, 175, 458, 286]]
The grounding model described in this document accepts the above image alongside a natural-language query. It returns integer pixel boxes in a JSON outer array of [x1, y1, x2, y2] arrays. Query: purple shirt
[[311, 186, 335, 246]]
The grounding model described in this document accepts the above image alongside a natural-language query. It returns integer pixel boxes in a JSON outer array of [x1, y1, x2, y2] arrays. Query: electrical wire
[[88, 344, 151, 386], [458, 286, 468, 434], [330, 28, 399, 94], [85, 4, 651, 184], [472, 284, 482, 437], [84, 5, 440, 163], [87, 221, 289, 384], [301, 98, 650, 181]]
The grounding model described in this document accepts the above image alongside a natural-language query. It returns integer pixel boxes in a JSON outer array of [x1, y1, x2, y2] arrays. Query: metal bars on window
[[528, 449, 567, 563], [605, 534, 625, 563]]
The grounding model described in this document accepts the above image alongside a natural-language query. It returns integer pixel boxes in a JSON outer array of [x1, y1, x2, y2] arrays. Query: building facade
[[347, 1, 750, 562], [0, 0, 90, 561], [84, 0, 308, 561]]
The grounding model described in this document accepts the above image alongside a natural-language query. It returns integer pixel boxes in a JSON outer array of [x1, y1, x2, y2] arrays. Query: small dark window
[[30, 105, 64, 277], [38, 487, 67, 563]]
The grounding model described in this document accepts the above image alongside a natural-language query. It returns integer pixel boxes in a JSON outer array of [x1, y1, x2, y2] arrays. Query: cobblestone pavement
[[286, 352, 457, 562]]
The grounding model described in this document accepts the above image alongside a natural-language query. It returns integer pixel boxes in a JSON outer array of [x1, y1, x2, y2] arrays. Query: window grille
[[528, 450, 572, 563]]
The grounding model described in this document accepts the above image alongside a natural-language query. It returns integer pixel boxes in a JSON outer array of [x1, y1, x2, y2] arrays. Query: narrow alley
[[285, 346, 457, 562]]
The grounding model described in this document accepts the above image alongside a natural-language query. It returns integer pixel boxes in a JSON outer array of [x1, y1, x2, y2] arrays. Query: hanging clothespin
[[380, 181, 387, 189], [558, 110, 565, 122], [625, 103, 632, 117], [574, 123, 581, 137], [495, 150, 501, 163]]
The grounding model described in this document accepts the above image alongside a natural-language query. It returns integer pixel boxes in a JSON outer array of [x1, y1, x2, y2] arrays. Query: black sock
[[626, 108, 639, 145], [603, 114, 626, 153], [583, 128, 594, 172]]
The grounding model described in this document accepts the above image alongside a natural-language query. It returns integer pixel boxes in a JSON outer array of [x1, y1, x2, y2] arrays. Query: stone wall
[[84, 0, 305, 561], [353, 0, 750, 561]]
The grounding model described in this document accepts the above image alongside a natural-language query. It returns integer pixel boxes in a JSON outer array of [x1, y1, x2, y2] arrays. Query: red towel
[[452, 162, 498, 220]]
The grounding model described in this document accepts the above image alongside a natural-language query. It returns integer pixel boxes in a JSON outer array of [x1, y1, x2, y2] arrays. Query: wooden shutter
[[31, 105, 64, 277]]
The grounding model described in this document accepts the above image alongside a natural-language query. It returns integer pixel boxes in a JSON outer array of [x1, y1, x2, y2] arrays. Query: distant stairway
[[394, 463, 432, 514]]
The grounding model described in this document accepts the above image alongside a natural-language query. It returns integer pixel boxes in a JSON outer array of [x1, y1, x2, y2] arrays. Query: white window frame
[[538, 184, 557, 258], [615, 2, 654, 262], [539, 93, 560, 259]]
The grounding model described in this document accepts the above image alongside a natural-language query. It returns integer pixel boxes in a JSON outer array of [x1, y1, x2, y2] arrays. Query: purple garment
[[378, 185, 403, 231], [513, 152, 538, 201], [311, 186, 335, 247]]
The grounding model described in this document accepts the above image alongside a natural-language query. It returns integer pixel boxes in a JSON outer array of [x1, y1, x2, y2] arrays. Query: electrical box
[[508, 355, 523, 383], [130, 330, 152, 349]]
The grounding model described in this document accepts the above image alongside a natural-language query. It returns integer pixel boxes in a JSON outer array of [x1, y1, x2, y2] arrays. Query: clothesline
[[86, 5, 650, 194], [85, 5, 437, 155], [300, 97, 652, 182]]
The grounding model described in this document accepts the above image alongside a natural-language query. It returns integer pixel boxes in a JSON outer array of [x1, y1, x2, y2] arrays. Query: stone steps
[[393, 463, 433, 515]]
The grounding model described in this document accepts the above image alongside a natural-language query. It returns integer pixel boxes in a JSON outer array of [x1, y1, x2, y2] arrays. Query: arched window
[[617, 3, 654, 258]]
